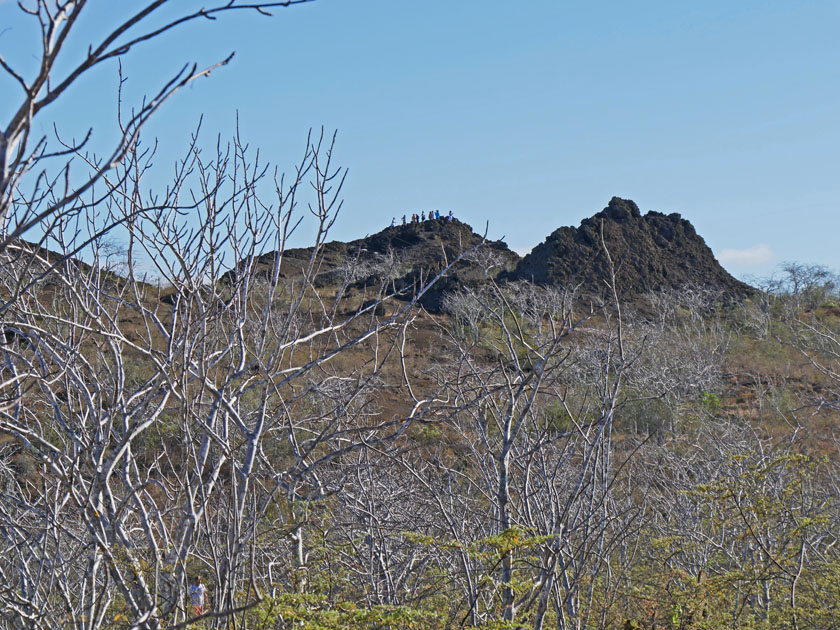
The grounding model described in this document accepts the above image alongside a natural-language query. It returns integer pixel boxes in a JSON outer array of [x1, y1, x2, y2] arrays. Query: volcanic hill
[[507, 197, 753, 300], [231, 218, 519, 312], [230, 198, 752, 312]]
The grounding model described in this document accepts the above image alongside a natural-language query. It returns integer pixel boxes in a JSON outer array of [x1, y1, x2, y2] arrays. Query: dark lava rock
[[507, 197, 753, 301], [229, 219, 520, 313]]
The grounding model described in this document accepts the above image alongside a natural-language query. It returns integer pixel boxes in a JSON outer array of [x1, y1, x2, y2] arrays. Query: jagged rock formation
[[507, 197, 753, 300], [228, 198, 753, 312], [232, 218, 520, 312]]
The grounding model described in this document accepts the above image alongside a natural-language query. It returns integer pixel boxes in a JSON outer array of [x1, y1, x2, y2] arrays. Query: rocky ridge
[[507, 197, 753, 301], [231, 197, 753, 312], [232, 218, 520, 312]]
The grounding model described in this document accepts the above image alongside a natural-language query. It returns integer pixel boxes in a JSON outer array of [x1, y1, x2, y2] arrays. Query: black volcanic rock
[[229, 198, 753, 311], [508, 197, 753, 300], [231, 219, 520, 313]]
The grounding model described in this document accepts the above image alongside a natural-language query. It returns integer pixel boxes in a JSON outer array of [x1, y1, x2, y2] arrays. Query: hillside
[[230, 198, 753, 313], [9, 200, 839, 630], [229, 217, 520, 312]]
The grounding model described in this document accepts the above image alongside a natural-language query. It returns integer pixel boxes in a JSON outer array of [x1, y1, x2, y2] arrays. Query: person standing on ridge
[[421, 211, 426, 221], [402, 214, 406, 225], [435, 209, 440, 220], [447, 210, 453, 221], [391, 217, 395, 228]]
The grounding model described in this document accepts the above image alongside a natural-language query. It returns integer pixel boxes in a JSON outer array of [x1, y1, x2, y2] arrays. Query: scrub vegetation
[[1, 3, 839, 629]]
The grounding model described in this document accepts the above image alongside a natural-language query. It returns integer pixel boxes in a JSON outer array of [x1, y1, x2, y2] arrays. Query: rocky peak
[[507, 198, 752, 300], [599, 196, 642, 222], [230, 218, 520, 312], [229, 198, 754, 311]]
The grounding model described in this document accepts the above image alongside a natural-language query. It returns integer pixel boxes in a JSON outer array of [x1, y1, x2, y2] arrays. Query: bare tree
[[0, 0, 310, 277], [408, 264, 635, 629], [0, 101, 485, 629]]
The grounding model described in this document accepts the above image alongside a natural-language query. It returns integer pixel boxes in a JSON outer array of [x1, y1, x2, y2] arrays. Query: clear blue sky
[[2, 0, 839, 281]]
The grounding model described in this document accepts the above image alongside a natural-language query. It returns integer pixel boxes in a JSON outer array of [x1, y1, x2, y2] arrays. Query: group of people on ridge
[[391, 209, 454, 227]]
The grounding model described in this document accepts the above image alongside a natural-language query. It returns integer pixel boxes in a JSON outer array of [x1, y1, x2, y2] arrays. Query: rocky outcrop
[[507, 197, 753, 300], [228, 198, 753, 311], [230, 219, 520, 313]]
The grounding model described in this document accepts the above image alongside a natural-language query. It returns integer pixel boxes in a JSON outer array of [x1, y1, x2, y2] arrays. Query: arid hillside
[[3, 195, 840, 630]]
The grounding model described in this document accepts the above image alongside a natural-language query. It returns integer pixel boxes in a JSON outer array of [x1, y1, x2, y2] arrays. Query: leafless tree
[[415, 249, 634, 629], [633, 419, 840, 629], [0, 0, 310, 282], [0, 103, 483, 629]]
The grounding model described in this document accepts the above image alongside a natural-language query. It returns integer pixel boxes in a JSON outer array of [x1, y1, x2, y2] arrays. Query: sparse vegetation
[[1, 2, 840, 630]]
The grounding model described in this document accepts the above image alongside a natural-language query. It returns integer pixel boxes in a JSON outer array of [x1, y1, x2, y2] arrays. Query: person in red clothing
[[188, 576, 207, 616]]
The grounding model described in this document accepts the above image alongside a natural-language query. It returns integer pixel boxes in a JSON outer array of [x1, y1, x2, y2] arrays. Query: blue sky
[[2, 0, 839, 281]]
